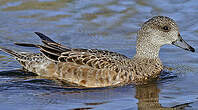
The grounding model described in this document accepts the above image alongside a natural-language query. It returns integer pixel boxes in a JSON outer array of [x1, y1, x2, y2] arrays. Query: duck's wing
[[58, 48, 129, 69], [38, 44, 128, 69], [34, 32, 71, 50], [34, 32, 56, 43], [41, 47, 129, 70], [15, 32, 129, 69]]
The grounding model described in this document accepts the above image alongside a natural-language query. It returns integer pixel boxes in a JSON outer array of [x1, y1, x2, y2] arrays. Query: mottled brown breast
[[129, 57, 163, 84]]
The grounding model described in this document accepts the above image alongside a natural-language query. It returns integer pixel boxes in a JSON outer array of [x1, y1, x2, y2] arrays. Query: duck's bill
[[172, 34, 195, 52]]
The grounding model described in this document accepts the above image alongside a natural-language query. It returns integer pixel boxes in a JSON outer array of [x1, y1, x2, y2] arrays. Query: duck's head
[[136, 16, 194, 58]]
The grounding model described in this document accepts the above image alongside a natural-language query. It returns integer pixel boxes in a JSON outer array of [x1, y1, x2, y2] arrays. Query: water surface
[[0, 0, 198, 110]]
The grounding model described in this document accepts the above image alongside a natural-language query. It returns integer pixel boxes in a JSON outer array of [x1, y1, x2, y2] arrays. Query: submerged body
[[0, 16, 194, 87]]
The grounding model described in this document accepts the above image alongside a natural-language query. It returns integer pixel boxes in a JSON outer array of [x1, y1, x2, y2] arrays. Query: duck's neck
[[134, 42, 161, 59], [130, 43, 163, 82], [134, 30, 161, 59]]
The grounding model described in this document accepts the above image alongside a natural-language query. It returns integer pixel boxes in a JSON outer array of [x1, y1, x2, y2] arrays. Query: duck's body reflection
[[135, 83, 192, 110]]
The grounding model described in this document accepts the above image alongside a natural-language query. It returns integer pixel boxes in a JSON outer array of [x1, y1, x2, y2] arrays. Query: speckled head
[[135, 16, 195, 59]]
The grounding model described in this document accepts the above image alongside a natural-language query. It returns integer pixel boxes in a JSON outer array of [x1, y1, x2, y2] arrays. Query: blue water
[[0, 0, 198, 110]]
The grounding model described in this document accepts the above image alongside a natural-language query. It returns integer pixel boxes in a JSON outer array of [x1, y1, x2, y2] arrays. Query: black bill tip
[[185, 46, 195, 52], [172, 35, 195, 53], [189, 46, 195, 52]]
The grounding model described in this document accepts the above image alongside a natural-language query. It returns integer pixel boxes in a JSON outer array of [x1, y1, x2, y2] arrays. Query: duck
[[0, 16, 195, 88]]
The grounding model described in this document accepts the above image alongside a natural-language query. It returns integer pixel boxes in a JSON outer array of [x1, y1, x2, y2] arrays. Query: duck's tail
[[1, 32, 71, 62], [0, 47, 22, 58], [0, 47, 29, 68]]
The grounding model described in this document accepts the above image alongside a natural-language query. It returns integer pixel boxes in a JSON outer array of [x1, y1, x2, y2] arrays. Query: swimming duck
[[0, 16, 195, 87]]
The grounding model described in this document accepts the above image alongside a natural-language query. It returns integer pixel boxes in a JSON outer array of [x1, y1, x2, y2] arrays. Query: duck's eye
[[162, 26, 169, 31]]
